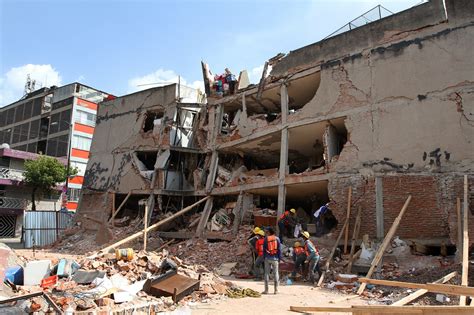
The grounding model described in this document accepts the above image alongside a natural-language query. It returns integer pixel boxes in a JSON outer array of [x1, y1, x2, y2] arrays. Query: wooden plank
[[358, 278, 474, 296], [456, 197, 462, 262], [460, 175, 469, 305], [357, 195, 412, 294], [347, 206, 362, 272], [317, 217, 348, 286], [290, 305, 474, 314], [392, 271, 457, 306], [143, 203, 149, 252], [347, 249, 362, 274], [344, 187, 352, 254], [0, 291, 43, 304], [108, 191, 132, 223], [92, 196, 210, 257]]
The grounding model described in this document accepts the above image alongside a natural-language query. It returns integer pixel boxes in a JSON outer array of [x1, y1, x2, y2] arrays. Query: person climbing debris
[[301, 231, 322, 284], [291, 241, 307, 279]]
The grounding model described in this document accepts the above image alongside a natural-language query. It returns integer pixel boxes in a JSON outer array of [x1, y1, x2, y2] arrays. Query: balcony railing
[[0, 167, 25, 181], [0, 196, 27, 210]]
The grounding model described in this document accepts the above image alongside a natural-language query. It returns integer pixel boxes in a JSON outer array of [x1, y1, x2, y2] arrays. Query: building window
[[67, 188, 81, 202], [72, 135, 91, 151], [70, 161, 87, 176], [75, 110, 96, 127]]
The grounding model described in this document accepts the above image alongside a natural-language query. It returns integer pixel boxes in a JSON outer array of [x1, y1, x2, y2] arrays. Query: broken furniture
[[144, 269, 200, 302]]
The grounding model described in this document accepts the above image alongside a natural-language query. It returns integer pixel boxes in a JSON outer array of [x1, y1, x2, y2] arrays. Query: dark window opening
[[37, 140, 47, 154], [325, 123, 348, 162], [29, 119, 40, 140], [136, 151, 158, 170], [143, 111, 164, 132], [39, 117, 50, 138]]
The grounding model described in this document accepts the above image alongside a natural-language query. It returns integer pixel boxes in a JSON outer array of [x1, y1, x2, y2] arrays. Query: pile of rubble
[[170, 225, 254, 275], [0, 244, 237, 313]]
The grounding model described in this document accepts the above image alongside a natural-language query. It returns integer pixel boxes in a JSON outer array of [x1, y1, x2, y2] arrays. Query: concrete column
[[277, 83, 289, 219], [375, 176, 384, 239], [375, 176, 384, 275], [277, 127, 289, 218], [280, 84, 288, 123]]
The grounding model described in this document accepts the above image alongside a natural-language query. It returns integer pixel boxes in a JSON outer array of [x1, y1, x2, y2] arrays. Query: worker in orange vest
[[263, 227, 282, 294], [253, 229, 265, 280], [278, 208, 297, 240], [291, 241, 307, 279], [247, 227, 263, 275], [301, 231, 321, 284]]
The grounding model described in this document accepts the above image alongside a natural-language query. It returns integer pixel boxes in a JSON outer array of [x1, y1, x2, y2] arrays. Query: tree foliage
[[23, 156, 75, 210]]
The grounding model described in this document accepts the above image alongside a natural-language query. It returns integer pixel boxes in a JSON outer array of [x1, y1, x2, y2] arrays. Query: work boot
[[262, 290, 269, 294], [274, 289, 279, 294]]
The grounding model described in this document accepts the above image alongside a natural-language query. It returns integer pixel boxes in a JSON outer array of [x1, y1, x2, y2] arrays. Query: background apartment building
[[0, 82, 113, 211]]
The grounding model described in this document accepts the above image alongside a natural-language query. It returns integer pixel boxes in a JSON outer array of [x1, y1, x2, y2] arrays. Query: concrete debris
[[0, 243, 233, 313]]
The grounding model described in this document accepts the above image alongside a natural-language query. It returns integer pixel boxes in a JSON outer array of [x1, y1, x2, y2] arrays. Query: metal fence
[[23, 211, 74, 248]]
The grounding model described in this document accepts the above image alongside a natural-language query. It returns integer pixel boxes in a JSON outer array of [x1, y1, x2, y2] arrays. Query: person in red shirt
[[278, 208, 297, 240]]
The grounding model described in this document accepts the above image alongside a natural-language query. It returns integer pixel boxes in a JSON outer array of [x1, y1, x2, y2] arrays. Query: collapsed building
[[76, 0, 473, 249]]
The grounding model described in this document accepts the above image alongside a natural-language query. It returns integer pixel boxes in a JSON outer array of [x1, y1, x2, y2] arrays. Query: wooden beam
[[460, 175, 469, 305], [290, 305, 474, 314], [195, 197, 213, 237], [344, 187, 352, 254], [457, 197, 463, 263], [358, 278, 474, 296], [357, 195, 412, 294], [143, 203, 149, 252], [347, 249, 362, 273], [108, 191, 132, 223], [392, 271, 457, 306], [317, 217, 348, 286], [92, 196, 210, 257], [347, 205, 361, 272]]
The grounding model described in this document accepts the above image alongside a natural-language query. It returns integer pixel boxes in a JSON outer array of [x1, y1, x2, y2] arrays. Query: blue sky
[[1, 0, 423, 106]]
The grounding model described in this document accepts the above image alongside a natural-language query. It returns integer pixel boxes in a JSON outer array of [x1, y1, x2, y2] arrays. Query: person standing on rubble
[[291, 241, 307, 279], [253, 229, 266, 280], [263, 227, 282, 294], [247, 227, 262, 275], [301, 231, 321, 284], [278, 208, 297, 240]]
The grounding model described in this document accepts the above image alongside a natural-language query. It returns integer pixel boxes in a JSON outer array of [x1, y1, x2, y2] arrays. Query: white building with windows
[[0, 82, 114, 210]]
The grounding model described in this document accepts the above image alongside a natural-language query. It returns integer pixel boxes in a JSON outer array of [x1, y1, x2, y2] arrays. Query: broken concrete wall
[[83, 85, 178, 193], [271, 0, 446, 77], [290, 13, 474, 175]]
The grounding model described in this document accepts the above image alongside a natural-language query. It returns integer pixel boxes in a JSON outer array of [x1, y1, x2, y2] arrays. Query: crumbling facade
[[77, 0, 473, 247]]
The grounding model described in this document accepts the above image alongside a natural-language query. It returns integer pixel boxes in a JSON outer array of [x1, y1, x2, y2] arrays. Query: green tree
[[23, 156, 76, 211]]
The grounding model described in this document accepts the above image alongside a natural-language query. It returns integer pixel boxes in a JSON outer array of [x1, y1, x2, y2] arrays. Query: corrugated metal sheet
[[23, 211, 74, 248]]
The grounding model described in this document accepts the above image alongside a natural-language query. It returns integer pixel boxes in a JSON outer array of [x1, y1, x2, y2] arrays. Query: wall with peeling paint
[[83, 85, 178, 192]]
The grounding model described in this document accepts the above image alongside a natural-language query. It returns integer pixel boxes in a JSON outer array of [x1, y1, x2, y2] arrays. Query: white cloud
[[128, 68, 204, 93], [247, 64, 273, 84], [0, 64, 62, 107]]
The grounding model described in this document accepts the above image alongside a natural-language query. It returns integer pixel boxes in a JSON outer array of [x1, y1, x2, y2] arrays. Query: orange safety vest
[[266, 235, 278, 256], [255, 237, 264, 257], [294, 246, 305, 256], [279, 211, 289, 221]]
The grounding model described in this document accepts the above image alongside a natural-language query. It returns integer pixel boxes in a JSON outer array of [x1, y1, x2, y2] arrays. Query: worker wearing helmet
[[278, 208, 297, 240], [301, 231, 322, 284], [291, 241, 307, 279], [253, 229, 266, 280], [247, 227, 262, 276]]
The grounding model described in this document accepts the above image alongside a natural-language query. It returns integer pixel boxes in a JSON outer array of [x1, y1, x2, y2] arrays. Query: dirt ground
[[188, 277, 367, 315]]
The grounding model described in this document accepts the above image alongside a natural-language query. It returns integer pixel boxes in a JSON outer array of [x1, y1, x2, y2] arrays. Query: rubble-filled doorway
[[285, 180, 337, 236]]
